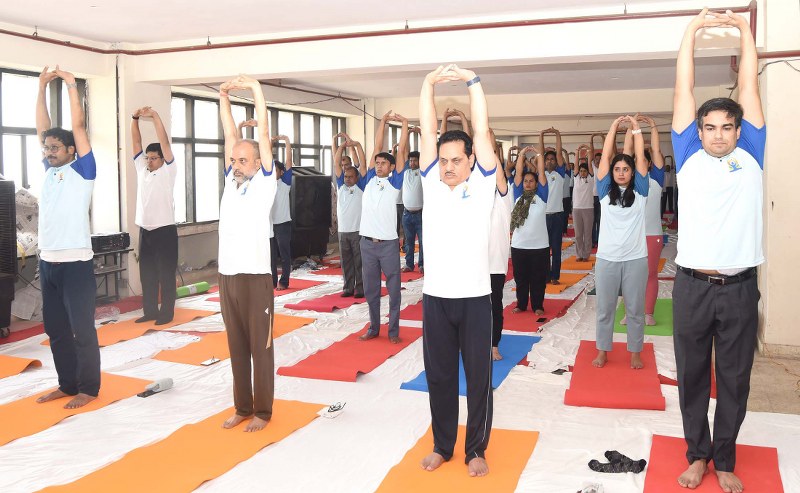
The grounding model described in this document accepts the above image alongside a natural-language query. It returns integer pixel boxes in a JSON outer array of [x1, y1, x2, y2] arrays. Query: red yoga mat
[[399, 301, 424, 322], [277, 324, 422, 381], [311, 266, 422, 282], [564, 340, 665, 410], [659, 370, 717, 399], [502, 298, 577, 332], [643, 435, 783, 493], [284, 287, 388, 312]]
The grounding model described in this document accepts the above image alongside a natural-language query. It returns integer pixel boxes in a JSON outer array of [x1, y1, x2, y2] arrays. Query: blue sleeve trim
[[165, 159, 174, 165], [336, 174, 344, 188], [281, 168, 293, 185], [133, 151, 143, 161], [649, 164, 665, 187], [420, 158, 438, 177], [555, 164, 566, 177], [389, 168, 405, 189], [634, 170, 649, 196], [42, 157, 49, 170], [475, 159, 496, 177], [71, 150, 97, 180], [512, 181, 523, 200], [224, 166, 231, 177], [671, 122, 703, 173], [537, 180, 549, 202], [597, 173, 611, 199], [260, 165, 273, 176], [357, 168, 375, 189], [737, 120, 766, 169], [497, 184, 509, 197]]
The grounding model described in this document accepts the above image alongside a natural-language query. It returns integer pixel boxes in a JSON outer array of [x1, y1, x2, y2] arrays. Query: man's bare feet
[[534, 309, 544, 316], [468, 457, 489, 477], [716, 471, 743, 493], [420, 452, 446, 472], [631, 352, 644, 369], [677, 459, 707, 489], [592, 350, 607, 368], [512, 307, 524, 314], [65, 393, 96, 409], [36, 389, 70, 404], [492, 347, 503, 361], [222, 413, 250, 429], [245, 416, 269, 432]]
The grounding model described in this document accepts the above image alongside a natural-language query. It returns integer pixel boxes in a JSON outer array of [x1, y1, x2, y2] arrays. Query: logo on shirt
[[55, 170, 64, 183], [727, 158, 742, 173], [462, 184, 470, 199]]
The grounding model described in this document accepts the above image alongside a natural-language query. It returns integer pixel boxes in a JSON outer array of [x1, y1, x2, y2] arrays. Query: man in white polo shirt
[[402, 145, 424, 274], [671, 9, 765, 492], [270, 135, 293, 291], [217, 75, 277, 433], [131, 107, 178, 325], [357, 112, 407, 343], [334, 136, 365, 298], [418, 64, 496, 478], [540, 128, 567, 284], [34, 66, 100, 410]]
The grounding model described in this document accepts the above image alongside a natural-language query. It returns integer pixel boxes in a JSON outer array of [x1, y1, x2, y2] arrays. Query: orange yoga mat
[[377, 426, 539, 492], [561, 255, 596, 270], [643, 434, 784, 493], [153, 314, 315, 365], [562, 240, 574, 250], [545, 272, 587, 294], [0, 354, 42, 379], [564, 340, 665, 410], [39, 400, 322, 493], [658, 257, 667, 272], [42, 308, 217, 348], [0, 372, 149, 446]]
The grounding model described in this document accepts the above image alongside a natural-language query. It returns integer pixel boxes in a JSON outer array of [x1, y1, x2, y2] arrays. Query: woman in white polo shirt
[[593, 115, 650, 369], [509, 145, 548, 316], [571, 145, 594, 262]]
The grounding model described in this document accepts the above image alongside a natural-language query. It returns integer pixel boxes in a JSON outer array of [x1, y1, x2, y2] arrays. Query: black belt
[[677, 266, 756, 285], [404, 208, 422, 214], [361, 236, 385, 243]]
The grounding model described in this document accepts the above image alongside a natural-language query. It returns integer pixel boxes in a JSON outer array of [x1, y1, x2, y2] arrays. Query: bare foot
[[631, 352, 644, 369], [592, 350, 607, 368], [64, 393, 96, 409], [511, 307, 524, 314], [677, 459, 707, 489], [222, 413, 250, 429], [245, 416, 269, 432], [716, 471, 743, 493], [420, 452, 446, 472], [492, 347, 503, 361], [534, 309, 544, 316], [468, 457, 489, 477], [36, 389, 70, 404]]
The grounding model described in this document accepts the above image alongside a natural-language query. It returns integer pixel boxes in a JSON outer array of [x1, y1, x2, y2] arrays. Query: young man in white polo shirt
[[131, 107, 178, 325], [672, 9, 765, 492], [270, 135, 293, 291], [34, 66, 100, 410], [540, 128, 567, 284], [357, 112, 407, 344], [217, 75, 277, 433], [418, 64, 496, 478], [402, 146, 424, 274], [334, 137, 365, 298]]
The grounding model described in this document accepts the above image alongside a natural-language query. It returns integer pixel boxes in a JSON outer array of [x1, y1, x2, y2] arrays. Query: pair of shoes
[[401, 266, 413, 273], [341, 291, 354, 298], [155, 317, 173, 326], [354, 292, 364, 298], [389, 336, 401, 344], [620, 315, 627, 325], [358, 332, 379, 341], [645, 314, 656, 326], [588, 450, 647, 474], [135, 316, 156, 324]]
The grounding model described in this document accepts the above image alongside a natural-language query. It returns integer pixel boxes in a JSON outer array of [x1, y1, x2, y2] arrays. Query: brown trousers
[[219, 273, 275, 420]]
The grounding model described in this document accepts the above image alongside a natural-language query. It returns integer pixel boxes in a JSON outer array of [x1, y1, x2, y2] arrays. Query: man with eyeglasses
[[131, 106, 178, 325], [34, 66, 100, 409]]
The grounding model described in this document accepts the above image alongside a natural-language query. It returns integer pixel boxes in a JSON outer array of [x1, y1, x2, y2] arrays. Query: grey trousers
[[360, 237, 401, 338], [572, 208, 594, 260], [339, 231, 363, 295], [594, 257, 647, 352]]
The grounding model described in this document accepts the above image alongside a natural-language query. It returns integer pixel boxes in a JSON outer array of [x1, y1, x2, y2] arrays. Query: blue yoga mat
[[400, 334, 541, 395]]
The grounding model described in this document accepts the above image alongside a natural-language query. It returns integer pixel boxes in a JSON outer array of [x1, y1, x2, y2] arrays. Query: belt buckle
[[707, 275, 726, 285]]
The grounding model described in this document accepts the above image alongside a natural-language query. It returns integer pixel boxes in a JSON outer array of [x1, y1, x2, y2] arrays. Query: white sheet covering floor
[[1, 232, 799, 492]]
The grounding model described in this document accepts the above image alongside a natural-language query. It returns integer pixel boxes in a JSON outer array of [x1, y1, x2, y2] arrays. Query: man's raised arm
[[726, 10, 764, 127], [370, 111, 391, 170], [131, 108, 143, 157], [419, 66, 450, 169], [53, 67, 90, 156], [449, 65, 494, 171], [395, 114, 409, 173], [219, 80, 238, 173], [141, 107, 174, 163], [36, 67, 57, 141]]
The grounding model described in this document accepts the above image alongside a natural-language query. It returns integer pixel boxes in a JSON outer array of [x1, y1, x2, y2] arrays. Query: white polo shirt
[[421, 159, 496, 298], [672, 120, 766, 270], [645, 165, 665, 236], [271, 168, 292, 225], [358, 167, 405, 240], [510, 181, 550, 250], [545, 166, 566, 213], [402, 166, 423, 211], [218, 166, 277, 275], [134, 152, 177, 231], [336, 173, 364, 233], [592, 163, 600, 197], [572, 173, 594, 209], [663, 167, 675, 188], [488, 185, 514, 274], [562, 169, 572, 198], [596, 171, 650, 262]]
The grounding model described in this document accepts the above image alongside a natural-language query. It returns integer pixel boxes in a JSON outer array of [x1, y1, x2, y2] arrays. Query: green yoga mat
[[614, 299, 673, 336]]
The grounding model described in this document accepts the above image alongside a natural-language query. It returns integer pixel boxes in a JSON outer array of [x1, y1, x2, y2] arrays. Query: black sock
[[604, 450, 647, 473]]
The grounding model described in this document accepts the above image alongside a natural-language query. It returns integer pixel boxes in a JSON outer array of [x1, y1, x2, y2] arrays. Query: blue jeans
[[546, 212, 564, 281], [402, 209, 423, 270]]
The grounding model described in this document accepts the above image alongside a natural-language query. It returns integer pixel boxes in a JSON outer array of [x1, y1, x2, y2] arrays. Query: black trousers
[[423, 294, 493, 463], [673, 268, 760, 472], [490, 273, 506, 347], [562, 196, 572, 233], [40, 259, 101, 396], [592, 196, 601, 246], [546, 213, 564, 281], [511, 247, 549, 312], [139, 224, 178, 322], [270, 221, 292, 288]]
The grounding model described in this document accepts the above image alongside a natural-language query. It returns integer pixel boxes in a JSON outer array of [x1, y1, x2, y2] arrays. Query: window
[[171, 92, 346, 223], [0, 68, 85, 196]]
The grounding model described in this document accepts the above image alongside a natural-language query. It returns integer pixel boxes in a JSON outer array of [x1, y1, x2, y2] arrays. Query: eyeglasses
[[42, 145, 64, 153], [145, 156, 163, 162]]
